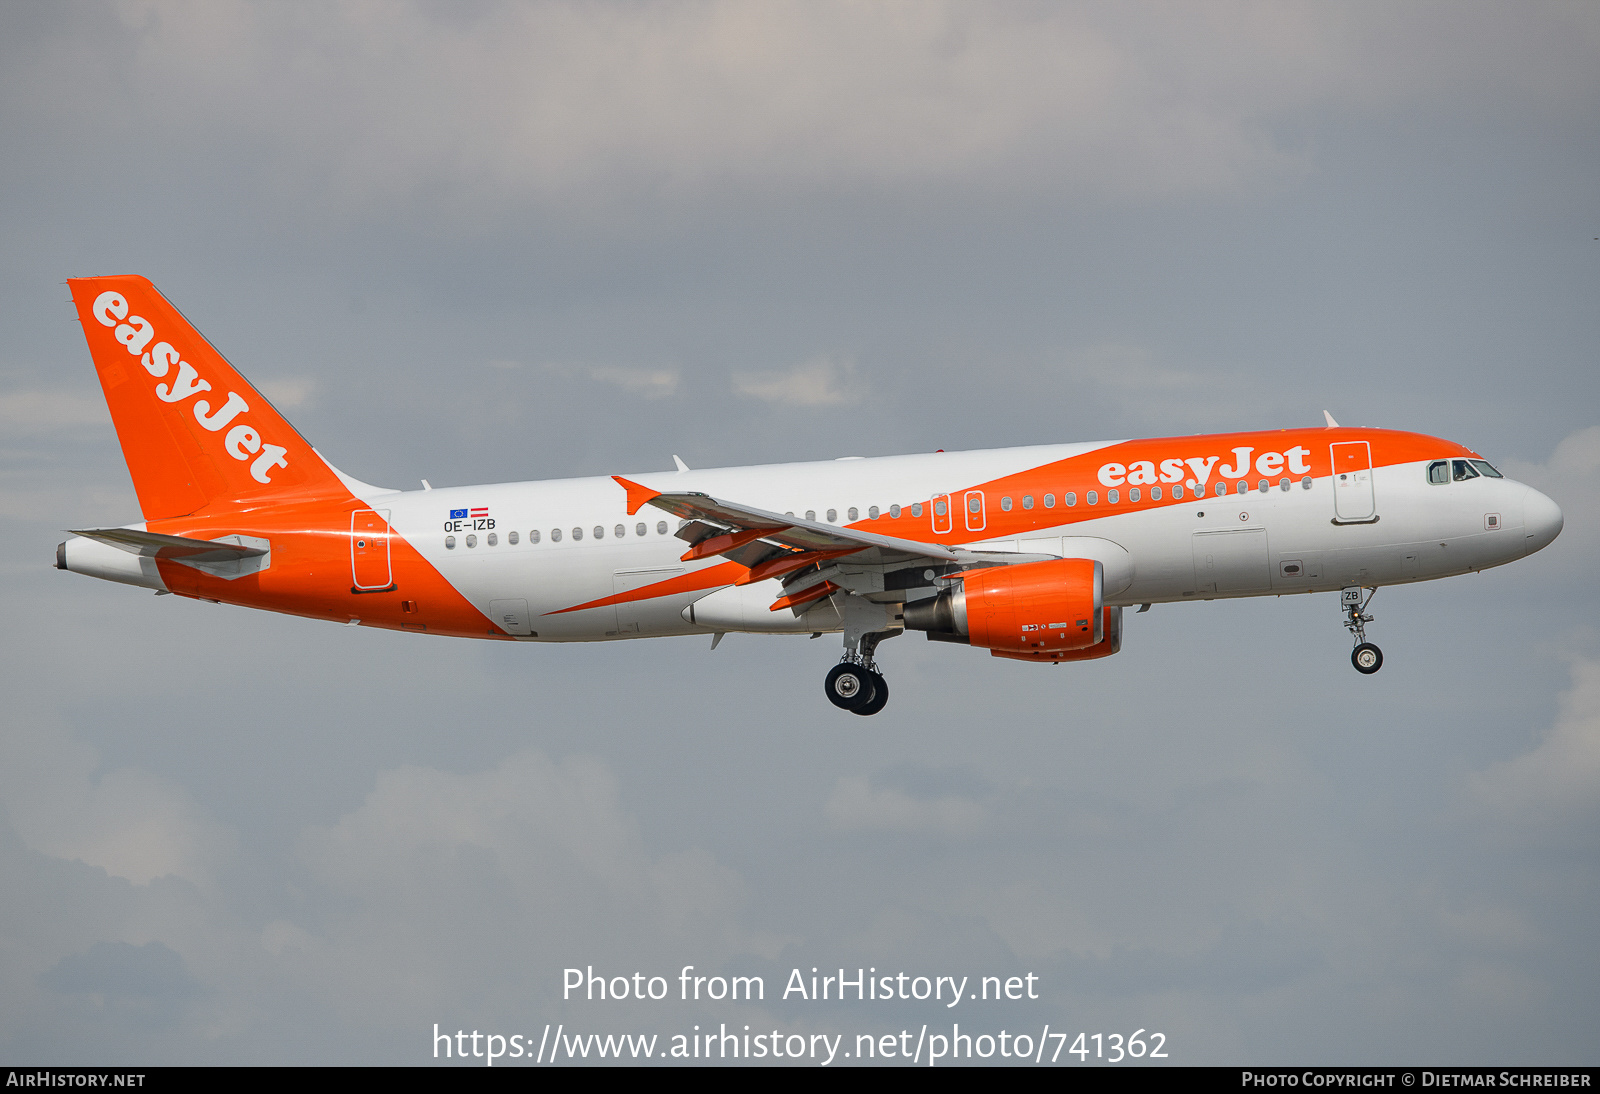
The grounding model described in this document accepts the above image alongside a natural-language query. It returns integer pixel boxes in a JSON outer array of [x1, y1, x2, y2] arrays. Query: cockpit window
[[1452, 459, 1480, 482], [1428, 460, 1449, 485], [1470, 459, 1503, 479]]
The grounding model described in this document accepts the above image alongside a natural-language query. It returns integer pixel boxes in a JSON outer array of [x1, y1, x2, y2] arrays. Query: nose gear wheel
[[1341, 586, 1383, 674], [1352, 643, 1383, 674]]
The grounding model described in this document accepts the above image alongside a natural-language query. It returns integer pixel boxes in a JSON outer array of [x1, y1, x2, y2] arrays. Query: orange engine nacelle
[[988, 607, 1123, 663], [904, 558, 1121, 660]]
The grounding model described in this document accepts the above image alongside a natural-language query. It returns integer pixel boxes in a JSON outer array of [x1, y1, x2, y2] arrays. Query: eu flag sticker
[[449, 509, 468, 520]]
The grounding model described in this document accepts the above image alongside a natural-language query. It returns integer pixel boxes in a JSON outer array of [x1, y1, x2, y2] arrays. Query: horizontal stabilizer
[[69, 527, 268, 563]]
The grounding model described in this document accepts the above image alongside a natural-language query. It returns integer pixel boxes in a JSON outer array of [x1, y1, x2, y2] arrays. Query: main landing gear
[[1342, 586, 1383, 675], [825, 630, 892, 715]]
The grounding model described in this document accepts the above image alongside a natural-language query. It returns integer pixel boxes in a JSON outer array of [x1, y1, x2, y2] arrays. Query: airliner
[[57, 276, 1564, 715]]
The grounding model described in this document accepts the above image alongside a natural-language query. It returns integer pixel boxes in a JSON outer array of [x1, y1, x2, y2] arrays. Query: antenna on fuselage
[[673, 454, 691, 472], [1323, 410, 1340, 428]]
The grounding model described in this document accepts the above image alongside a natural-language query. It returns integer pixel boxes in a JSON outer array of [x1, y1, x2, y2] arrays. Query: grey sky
[[2, 0, 1597, 1064]]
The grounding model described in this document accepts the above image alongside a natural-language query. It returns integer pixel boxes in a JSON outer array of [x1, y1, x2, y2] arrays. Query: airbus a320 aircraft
[[58, 276, 1563, 715]]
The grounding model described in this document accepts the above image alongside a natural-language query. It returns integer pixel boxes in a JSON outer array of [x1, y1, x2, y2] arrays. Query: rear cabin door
[[1330, 441, 1377, 522], [350, 509, 393, 590]]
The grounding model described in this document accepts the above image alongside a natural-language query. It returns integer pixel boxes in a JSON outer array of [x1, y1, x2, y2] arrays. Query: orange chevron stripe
[[545, 560, 745, 616]]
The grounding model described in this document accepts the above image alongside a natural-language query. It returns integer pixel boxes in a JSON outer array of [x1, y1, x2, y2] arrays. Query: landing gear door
[[1330, 441, 1376, 523], [350, 509, 393, 590]]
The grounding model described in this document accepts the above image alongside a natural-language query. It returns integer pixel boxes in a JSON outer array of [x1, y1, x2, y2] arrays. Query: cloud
[[258, 377, 317, 409], [0, 708, 234, 887], [531, 361, 681, 399], [732, 356, 861, 407], [0, 389, 108, 431], [586, 365, 680, 400], [1471, 655, 1600, 822], [39, 940, 199, 1002], [18, 2, 1595, 213], [1501, 424, 1600, 571], [824, 775, 986, 837], [274, 748, 776, 1024]]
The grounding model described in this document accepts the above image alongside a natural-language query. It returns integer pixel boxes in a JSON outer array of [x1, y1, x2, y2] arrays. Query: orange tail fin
[[68, 275, 345, 519]]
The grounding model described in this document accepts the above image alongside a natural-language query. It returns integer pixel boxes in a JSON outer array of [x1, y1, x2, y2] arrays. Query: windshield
[[1470, 459, 1503, 478], [1452, 459, 1480, 481]]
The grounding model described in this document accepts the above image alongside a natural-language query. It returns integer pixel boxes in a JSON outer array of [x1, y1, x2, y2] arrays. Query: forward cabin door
[[1330, 441, 1377, 522], [350, 509, 393, 591]]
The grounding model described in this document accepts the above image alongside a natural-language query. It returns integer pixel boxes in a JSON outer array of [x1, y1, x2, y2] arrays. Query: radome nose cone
[[1523, 487, 1563, 556]]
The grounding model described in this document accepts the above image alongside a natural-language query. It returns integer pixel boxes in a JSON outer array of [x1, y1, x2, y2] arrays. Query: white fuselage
[[357, 442, 1552, 642]]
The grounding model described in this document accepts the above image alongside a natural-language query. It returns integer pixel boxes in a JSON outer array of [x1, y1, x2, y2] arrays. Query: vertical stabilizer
[[67, 275, 345, 519]]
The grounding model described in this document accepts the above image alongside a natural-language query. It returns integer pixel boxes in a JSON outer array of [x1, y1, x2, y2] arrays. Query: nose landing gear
[[825, 629, 893, 715], [1342, 586, 1383, 675]]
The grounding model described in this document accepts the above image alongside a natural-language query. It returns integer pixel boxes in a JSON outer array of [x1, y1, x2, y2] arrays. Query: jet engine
[[903, 558, 1122, 661]]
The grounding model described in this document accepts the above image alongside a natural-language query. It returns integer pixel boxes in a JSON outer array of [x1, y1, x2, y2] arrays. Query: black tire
[[825, 663, 875, 711], [852, 672, 889, 716], [1352, 642, 1383, 674]]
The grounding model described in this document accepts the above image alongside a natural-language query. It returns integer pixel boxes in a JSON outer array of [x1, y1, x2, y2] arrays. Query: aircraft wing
[[612, 477, 1055, 588], [68, 527, 268, 563]]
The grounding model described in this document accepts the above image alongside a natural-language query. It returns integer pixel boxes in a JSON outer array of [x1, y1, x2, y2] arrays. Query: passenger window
[[445, 535, 456, 549], [912, 503, 924, 518], [1129, 488, 1141, 502], [509, 531, 519, 545], [806, 510, 816, 521], [1000, 496, 1013, 511], [551, 528, 562, 542], [1258, 479, 1268, 493], [1453, 459, 1480, 482], [868, 506, 879, 519], [890, 504, 901, 518], [1428, 460, 1449, 485], [1172, 485, 1183, 499], [1279, 478, 1290, 491], [1065, 492, 1076, 506], [1301, 477, 1312, 489], [572, 527, 583, 541], [530, 529, 541, 543], [1150, 486, 1161, 500], [1215, 482, 1227, 497], [466, 534, 477, 548], [848, 507, 859, 521], [1022, 495, 1034, 509], [1044, 493, 1055, 507], [1087, 490, 1098, 505], [1108, 489, 1119, 504], [487, 532, 498, 546], [615, 524, 625, 538], [656, 521, 668, 535], [1236, 481, 1248, 495], [636, 522, 646, 536], [1470, 460, 1503, 479], [594, 525, 604, 539], [827, 509, 837, 523]]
